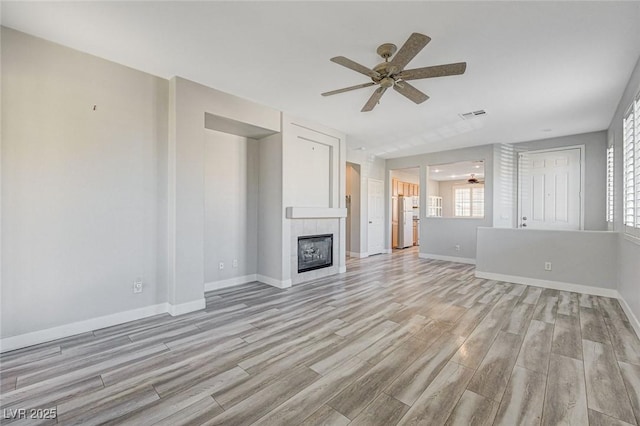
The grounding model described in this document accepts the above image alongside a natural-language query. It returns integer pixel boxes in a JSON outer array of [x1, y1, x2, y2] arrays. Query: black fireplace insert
[[297, 234, 333, 273]]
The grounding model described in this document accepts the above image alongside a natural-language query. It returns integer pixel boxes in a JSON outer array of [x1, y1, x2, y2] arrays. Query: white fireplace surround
[[290, 218, 341, 285], [286, 207, 347, 219]]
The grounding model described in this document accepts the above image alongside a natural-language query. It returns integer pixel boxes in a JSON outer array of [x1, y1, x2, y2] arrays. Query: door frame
[[367, 178, 385, 256], [517, 144, 585, 230]]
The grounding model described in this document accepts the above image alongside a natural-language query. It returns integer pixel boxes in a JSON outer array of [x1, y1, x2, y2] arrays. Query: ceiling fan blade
[[321, 82, 376, 97], [393, 81, 429, 104], [330, 56, 380, 79], [361, 87, 388, 112], [398, 62, 467, 81], [389, 32, 431, 71]]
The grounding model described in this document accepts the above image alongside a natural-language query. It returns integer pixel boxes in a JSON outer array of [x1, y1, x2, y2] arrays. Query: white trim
[[204, 274, 257, 292], [339, 266, 347, 273], [475, 270, 640, 336], [419, 253, 476, 265], [474, 271, 619, 298], [0, 296, 212, 352], [257, 274, 292, 289], [383, 249, 392, 254], [618, 296, 640, 340], [0, 303, 169, 353], [167, 298, 206, 317], [347, 251, 368, 258]]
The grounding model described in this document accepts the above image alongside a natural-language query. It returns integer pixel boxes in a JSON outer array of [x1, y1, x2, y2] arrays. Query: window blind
[[606, 145, 614, 223], [454, 185, 484, 218], [454, 187, 471, 217], [623, 93, 640, 237], [471, 187, 484, 218]]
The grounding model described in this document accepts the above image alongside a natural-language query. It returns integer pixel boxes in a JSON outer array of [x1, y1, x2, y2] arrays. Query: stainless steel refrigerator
[[398, 196, 413, 248]]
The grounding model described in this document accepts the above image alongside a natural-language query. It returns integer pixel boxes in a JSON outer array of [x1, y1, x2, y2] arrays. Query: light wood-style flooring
[[2, 248, 640, 425]]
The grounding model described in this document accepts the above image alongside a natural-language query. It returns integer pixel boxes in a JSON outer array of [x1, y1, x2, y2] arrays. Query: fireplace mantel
[[286, 207, 347, 219]]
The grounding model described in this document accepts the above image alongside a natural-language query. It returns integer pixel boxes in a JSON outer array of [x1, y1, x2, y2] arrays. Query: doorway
[[390, 168, 420, 249], [518, 147, 583, 230], [346, 163, 361, 257], [368, 178, 385, 256]]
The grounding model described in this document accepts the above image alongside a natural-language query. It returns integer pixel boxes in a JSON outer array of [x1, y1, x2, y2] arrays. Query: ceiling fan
[[467, 174, 484, 184], [322, 32, 467, 112]]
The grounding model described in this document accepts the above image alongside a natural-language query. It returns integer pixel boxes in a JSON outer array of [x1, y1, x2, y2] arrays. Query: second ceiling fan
[[322, 32, 467, 112]]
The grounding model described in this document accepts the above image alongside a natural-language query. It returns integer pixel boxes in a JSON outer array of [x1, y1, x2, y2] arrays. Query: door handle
[[369, 221, 373, 224], [522, 223, 527, 227], [522, 216, 527, 220]]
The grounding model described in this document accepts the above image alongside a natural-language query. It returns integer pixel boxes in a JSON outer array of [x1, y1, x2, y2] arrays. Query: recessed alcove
[[170, 79, 346, 305]]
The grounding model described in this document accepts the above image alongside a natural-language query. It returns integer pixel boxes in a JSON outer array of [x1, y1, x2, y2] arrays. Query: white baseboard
[[383, 249, 392, 254], [474, 271, 619, 298], [167, 298, 206, 317], [1, 303, 168, 353], [419, 253, 476, 265], [339, 266, 347, 273], [347, 251, 369, 258], [0, 296, 210, 353], [618, 295, 640, 339], [257, 274, 292, 289], [475, 270, 640, 337], [205, 274, 257, 292]]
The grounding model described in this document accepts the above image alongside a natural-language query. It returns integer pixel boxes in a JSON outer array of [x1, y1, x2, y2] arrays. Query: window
[[606, 144, 614, 223], [623, 93, 640, 238], [454, 185, 484, 218]]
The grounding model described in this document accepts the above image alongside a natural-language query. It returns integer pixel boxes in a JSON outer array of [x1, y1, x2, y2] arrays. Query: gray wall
[[203, 130, 258, 283], [1, 28, 168, 337], [257, 133, 284, 281], [512, 131, 607, 231], [386, 130, 607, 262], [168, 76, 280, 305], [476, 228, 618, 290], [608, 53, 640, 323], [387, 144, 494, 261], [619, 237, 640, 318]]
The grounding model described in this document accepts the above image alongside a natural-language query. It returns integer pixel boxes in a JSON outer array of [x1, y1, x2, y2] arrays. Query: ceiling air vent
[[459, 110, 486, 120]]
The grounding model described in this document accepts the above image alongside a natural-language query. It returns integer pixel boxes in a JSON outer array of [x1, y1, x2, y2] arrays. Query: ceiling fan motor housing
[[380, 77, 395, 88], [373, 62, 399, 80]]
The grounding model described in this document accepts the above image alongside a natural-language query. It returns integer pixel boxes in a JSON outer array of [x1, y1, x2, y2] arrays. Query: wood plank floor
[[2, 248, 640, 425]]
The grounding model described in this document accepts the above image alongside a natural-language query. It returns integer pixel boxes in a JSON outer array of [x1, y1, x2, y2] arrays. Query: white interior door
[[518, 148, 582, 230], [368, 179, 384, 255]]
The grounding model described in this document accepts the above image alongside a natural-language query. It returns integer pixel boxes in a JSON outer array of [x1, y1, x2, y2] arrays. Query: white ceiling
[[3, 1, 640, 159], [427, 160, 485, 182]]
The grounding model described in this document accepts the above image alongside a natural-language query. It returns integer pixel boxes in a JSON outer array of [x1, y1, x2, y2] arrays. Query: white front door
[[518, 148, 582, 230], [368, 178, 385, 255]]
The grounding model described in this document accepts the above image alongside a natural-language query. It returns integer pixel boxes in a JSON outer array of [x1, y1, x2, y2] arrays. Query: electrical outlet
[[455, 244, 461, 252], [133, 279, 143, 294], [232, 259, 238, 268], [544, 262, 552, 271], [219, 262, 224, 270]]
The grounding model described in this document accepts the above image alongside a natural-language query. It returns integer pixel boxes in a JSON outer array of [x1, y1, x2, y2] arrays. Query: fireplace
[[297, 234, 333, 273]]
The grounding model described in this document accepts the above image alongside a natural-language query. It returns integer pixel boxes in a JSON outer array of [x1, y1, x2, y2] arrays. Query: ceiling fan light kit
[[322, 32, 467, 112]]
